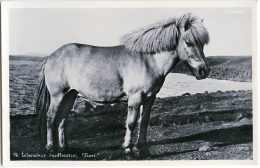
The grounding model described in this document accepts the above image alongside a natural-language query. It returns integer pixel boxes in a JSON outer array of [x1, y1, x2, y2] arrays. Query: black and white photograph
[[1, 1, 258, 166]]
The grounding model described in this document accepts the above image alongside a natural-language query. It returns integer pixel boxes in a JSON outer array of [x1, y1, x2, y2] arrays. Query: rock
[[211, 151, 219, 155], [211, 146, 219, 151], [205, 116, 210, 122], [72, 100, 86, 113], [203, 142, 210, 146], [205, 152, 212, 156], [237, 147, 249, 151], [236, 113, 244, 121], [196, 105, 201, 109], [238, 118, 251, 123], [199, 145, 211, 152], [161, 123, 171, 128], [182, 93, 191, 96]]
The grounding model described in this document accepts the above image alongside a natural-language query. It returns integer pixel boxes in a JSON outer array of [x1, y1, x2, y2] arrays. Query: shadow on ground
[[57, 124, 252, 160]]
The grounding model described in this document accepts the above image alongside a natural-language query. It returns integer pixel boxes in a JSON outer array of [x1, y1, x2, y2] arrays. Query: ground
[[10, 90, 252, 160]]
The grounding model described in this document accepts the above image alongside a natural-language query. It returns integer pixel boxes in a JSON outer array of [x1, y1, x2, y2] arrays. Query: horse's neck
[[152, 51, 180, 76]]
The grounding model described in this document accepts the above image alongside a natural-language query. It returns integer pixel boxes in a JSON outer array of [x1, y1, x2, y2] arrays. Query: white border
[[1, 1, 258, 166]]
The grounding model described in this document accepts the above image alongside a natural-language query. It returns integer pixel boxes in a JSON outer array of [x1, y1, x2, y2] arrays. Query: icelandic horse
[[35, 13, 210, 159]]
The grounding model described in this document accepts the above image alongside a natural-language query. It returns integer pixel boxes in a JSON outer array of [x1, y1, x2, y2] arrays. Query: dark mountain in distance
[[22, 52, 49, 57], [172, 56, 252, 82], [9, 55, 46, 62]]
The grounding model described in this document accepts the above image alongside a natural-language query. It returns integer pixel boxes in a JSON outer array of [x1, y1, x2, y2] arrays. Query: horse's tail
[[35, 57, 50, 150]]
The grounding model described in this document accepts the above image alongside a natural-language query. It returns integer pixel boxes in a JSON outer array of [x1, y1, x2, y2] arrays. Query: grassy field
[[9, 55, 253, 160], [10, 90, 252, 160], [9, 56, 45, 115], [172, 56, 252, 82]]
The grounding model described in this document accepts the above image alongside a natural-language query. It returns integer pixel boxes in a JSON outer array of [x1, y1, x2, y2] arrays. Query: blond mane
[[121, 13, 210, 54]]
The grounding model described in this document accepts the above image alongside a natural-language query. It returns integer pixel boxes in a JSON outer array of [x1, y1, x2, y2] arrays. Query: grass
[[10, 90, 253, 160], [9, 58, 41, 115]]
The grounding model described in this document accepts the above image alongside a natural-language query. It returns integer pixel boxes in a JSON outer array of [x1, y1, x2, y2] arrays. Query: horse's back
[[44, 43, 128, 101]]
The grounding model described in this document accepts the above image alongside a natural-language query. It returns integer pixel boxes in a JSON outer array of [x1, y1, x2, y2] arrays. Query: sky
[[9, 7, 252, 56]]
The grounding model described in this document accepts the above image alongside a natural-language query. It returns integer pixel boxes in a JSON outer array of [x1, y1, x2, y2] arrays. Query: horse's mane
[[121, 13, 210, 54]]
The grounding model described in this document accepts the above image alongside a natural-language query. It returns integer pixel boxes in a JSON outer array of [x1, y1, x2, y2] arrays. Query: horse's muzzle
[[196, 67, 210, 80]]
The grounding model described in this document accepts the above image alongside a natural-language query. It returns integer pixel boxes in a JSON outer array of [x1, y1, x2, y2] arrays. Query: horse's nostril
[[199, 68, 204, 77]]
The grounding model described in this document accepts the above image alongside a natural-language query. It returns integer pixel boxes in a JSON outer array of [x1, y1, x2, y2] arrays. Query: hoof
[[45, 144, 55, 154], [133, 146, 150, 159], [121, 153, 137, 160], [58, 146, 68, 153], [121, 148, 136, 160]]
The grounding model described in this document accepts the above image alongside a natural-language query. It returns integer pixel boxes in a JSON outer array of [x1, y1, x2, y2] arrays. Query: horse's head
[[176, 14, 210, 80]]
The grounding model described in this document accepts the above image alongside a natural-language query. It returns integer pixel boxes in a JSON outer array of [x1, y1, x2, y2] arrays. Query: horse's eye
[[185, 42, 192, 47]]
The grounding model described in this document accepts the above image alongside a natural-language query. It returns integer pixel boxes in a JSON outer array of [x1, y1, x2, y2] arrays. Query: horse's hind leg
[[46, 94, 64, 153], [46, 90, 78, 153], [56, 89, 78, 152]]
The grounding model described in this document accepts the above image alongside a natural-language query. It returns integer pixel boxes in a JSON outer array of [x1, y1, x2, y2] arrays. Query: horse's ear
[[201, 19, 204, 23], [184, 20, 190, 31]]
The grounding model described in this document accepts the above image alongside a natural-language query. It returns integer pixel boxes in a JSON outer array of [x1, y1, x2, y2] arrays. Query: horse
[[35, 13, 210, 159]]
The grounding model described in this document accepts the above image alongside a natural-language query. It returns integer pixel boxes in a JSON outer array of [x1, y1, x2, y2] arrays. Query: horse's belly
[[78, 87, 126, 103], [72, 75, 126, 102]]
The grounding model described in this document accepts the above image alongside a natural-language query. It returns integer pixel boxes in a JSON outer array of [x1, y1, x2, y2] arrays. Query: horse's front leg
[[122, 92, 142, 159], [135, 95, 155, 158]]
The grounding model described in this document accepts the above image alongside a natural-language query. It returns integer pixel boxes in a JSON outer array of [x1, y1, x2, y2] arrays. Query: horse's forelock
[[182, 15, 210, 46]]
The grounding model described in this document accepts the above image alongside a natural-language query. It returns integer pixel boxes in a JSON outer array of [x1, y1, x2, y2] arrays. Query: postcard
[[1, 1, 258, 166]]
